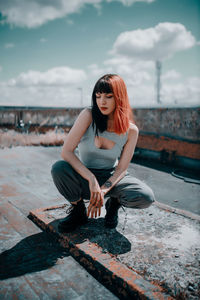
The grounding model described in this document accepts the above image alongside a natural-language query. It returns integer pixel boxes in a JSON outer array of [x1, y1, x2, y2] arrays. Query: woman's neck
[[107, 119, 114, 132]]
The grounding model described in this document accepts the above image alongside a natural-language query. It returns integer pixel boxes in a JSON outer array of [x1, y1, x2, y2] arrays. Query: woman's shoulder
[[78, 107, 92, 123], [128, 121, 139, 136]]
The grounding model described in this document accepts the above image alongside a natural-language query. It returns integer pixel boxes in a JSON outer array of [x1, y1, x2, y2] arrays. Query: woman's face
[[96, 92, 116, 117]]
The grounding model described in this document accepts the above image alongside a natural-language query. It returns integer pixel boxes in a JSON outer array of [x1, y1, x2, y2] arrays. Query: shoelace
[[66, 206, 74, 214]]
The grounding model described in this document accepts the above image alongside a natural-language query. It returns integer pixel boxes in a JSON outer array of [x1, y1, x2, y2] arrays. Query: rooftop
[[0, 146, 199, 299]]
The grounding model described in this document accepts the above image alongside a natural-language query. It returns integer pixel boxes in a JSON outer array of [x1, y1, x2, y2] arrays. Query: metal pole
[[156, 60, 162, 104]]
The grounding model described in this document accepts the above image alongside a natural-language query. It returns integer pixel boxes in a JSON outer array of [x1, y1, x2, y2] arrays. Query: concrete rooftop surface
[[0, 146, 200, 299]]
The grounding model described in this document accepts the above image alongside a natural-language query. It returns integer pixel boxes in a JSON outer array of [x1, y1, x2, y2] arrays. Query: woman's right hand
[[87, 176, 104, 218]]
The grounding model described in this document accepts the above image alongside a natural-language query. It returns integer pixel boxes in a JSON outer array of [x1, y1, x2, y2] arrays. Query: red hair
[[108, 75, 133, 134]]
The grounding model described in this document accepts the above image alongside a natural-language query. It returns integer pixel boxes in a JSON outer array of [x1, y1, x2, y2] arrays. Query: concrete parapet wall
[[0, 107, 82, 128], [0, 106, 199, 165], [133, 107, 200, 142], [0, 106, 199, 142]]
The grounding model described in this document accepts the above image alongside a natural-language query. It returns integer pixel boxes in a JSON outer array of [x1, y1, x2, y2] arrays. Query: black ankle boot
[[104, 197, 121, 229], [58, 200, 88, 232]]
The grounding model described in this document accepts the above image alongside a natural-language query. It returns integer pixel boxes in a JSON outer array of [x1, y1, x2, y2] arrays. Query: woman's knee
[[51, 160, 71, 179], [120, 185, 155, 209], [139, 186, 155, 208]]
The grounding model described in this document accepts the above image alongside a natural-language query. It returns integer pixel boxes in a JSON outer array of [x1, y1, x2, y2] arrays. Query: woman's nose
[[100, 96, 106, 104]]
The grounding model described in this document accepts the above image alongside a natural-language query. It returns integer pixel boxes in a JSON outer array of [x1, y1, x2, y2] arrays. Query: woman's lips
[[101, 107, 108, 111]]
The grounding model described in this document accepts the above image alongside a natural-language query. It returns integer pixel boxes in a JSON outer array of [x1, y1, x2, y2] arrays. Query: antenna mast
[[156, 60, 162, 104]]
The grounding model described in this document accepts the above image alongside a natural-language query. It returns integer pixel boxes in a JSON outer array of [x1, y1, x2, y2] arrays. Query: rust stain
[[0, 184, 18, 197], [29, 205, 173, 300], [77, 241, 166, 297], [137, 134, 200, 160], [44, 204, 67, 211]]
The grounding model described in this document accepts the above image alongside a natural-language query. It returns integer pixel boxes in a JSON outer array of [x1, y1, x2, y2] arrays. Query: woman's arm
[[61, 108, 104, 216], [61, 108, 94, 182], [101, 123, 139, 195]]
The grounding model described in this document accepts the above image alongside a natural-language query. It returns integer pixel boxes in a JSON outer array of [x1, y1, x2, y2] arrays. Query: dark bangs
[[93, 77, 113, 95], [91, 76, 113, 135]]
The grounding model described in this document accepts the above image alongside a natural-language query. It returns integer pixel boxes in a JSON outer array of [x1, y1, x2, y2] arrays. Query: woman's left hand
[[87, 190, 105, 218]]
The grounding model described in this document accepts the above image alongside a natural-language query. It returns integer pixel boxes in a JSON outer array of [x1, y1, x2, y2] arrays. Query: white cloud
[[162, 77, 200, 106], [0, 85, 85, 107], [1, 66, 199, 107], [104, 57, 154, 72], [87, 63, 112, 78], [0, 66, 87, 106], [107, 0, 155, 6], [4, 66, 87, 87], [104, 56, 133, 67], [162, 70, 181, 81], [111, 22, 197, 61], [0, 0, 101, 28], [0, 0, 155, 28], [87, 57, 200, 107], [98, 57, 154, 86], [4, 43, 15, 48], [87, 58, 155, 106], [128, 75, 200, 107]]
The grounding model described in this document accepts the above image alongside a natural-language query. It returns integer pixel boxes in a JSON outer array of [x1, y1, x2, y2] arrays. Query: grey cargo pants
[[51, 160, 155, 209]]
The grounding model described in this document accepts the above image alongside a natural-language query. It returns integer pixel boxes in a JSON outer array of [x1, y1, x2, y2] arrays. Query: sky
[[0, 0, 199, 108]]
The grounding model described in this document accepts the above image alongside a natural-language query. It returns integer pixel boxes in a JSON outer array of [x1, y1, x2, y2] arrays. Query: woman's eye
[[96, 94, 113, 99]]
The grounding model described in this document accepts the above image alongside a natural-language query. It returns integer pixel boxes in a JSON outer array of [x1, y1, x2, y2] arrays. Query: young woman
[[51, 74, 155, 232]]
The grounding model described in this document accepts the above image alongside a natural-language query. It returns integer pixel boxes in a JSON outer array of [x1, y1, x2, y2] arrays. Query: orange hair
[[108, 75, 133, 134]]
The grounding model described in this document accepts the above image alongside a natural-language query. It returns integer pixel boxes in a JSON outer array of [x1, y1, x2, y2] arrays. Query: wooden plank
[[0, 200, 41, 237]]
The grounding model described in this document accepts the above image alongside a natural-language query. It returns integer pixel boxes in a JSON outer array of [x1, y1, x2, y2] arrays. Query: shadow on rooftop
[[48, 217, 132, 255], [0, 232, 69, 280], [1, 213, 131, 280]]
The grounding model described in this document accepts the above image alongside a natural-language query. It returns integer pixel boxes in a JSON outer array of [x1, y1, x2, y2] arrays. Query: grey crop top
[[77, 122, 128, 169]]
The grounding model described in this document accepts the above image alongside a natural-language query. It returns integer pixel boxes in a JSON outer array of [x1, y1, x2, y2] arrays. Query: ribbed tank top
[[78, 122, 128, 169]]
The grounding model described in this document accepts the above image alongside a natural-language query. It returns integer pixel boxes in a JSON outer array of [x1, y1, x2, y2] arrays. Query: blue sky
[[0, 0, 199, 107]]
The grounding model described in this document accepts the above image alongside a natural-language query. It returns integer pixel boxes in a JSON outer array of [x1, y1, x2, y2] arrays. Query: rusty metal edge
[[28, 206, 174, 300], [154, 201, 200, 222]]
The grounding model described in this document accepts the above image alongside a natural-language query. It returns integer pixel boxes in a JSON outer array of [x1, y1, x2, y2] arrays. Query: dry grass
[[0, 129, 65, 148]]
